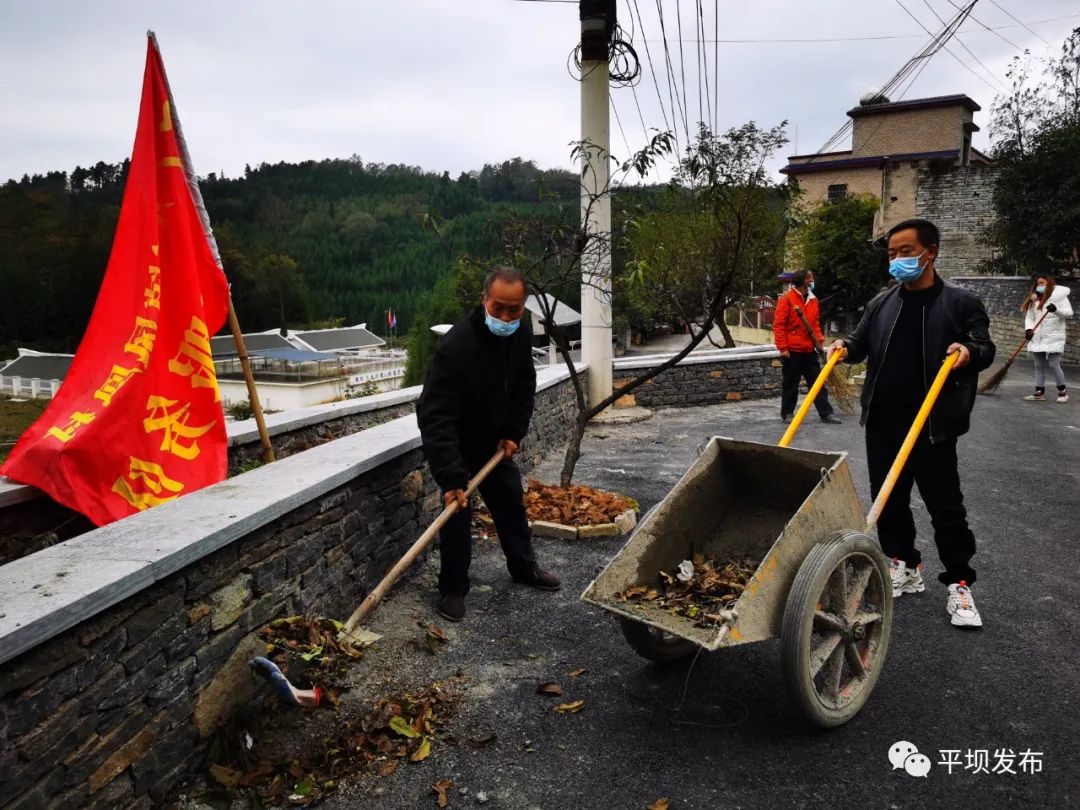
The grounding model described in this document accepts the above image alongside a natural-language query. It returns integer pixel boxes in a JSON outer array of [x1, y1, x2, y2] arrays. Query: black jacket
[[843, 278, 995, 443], [416, 306, 537, 491]]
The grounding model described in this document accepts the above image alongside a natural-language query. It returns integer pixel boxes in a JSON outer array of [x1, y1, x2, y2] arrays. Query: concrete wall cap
[[0, 364, 587, 511]]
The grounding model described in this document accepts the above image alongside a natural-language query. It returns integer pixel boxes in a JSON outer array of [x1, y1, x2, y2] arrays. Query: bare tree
[[428, 123, 789, 487]]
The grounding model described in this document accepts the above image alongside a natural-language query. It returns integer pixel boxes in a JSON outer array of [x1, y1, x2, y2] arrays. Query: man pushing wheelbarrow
[[829, 218, 995, 628], [583, 218, 995, 729]]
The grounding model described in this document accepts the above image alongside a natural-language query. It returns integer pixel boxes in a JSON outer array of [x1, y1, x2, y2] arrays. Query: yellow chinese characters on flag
[[0, 36, 230, 526]]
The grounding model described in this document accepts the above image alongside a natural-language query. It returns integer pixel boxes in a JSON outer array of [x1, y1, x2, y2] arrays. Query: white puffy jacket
[[1025, 285, 1073, 354]]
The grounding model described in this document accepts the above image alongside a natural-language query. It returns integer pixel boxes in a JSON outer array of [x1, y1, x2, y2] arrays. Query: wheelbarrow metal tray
[[581, 437, 865, 651]]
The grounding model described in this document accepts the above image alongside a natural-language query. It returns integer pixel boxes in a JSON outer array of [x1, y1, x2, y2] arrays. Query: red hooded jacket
[[773, 287, 824, 354]]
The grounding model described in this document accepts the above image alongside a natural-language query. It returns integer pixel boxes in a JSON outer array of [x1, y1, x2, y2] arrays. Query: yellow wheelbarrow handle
[[778, 348, 845, 448], [863, 350, 960, 532]]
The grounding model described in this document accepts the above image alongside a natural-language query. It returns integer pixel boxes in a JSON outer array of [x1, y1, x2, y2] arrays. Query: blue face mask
[[485, 311, 521, 337], [888, 251, 926, 283], [1035, 285, 1046, 294], [808, 281, 815, 292]]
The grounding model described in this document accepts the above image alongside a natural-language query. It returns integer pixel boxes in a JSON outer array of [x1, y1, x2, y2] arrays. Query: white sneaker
[[1057, 391, 1069, 403], [1022, 393, 1046, 401], [947, 582, 983, 628], [889, 558, 925, 597]]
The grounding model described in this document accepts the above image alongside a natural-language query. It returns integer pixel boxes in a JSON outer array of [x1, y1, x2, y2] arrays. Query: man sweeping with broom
[[830, 219, 995, 628], [417, 267, 561, 623], [774, 270, 844, 425]]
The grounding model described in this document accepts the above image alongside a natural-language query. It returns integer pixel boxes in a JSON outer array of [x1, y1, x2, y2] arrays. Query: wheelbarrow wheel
[[781, 531, 893, 728], [619, 618, 696, 664]]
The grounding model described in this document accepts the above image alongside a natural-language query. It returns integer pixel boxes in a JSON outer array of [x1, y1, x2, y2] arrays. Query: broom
[[978, 308, 1052, 394], [793, 305, 859, 413]]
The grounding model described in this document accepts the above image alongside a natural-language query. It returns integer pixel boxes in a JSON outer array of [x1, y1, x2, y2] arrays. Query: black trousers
[[438, 453, 537, 597], [865, 428, 977, 585], [781, 351, 834, 418]]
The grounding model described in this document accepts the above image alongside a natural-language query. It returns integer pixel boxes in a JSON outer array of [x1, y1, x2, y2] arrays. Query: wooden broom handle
[[1007, 308, 1052, 364], [341, 449, 505, 634], [793, 305, 826, 356]]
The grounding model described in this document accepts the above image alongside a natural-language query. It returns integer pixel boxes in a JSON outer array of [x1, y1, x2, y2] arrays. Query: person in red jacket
[[773, 270, 842, 424]]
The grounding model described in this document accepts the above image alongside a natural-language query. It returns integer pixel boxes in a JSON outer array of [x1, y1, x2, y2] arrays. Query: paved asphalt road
[[271, 364, 1078, 810]]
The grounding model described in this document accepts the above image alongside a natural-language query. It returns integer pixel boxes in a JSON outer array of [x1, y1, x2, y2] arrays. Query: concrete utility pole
[[579, 0, 613, 409]]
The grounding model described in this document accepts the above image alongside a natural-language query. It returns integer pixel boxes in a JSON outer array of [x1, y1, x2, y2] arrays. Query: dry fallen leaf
[[554, 700, 585, 714], [427, 624, 449, 642], [410, 737, 432, 762], [375, 760, 399, 777], [432, 778, 454, 808], [389, 716, 421, 739], [569, 668, 588, 678], [536, 682, 564, 696], [648, 800, 671, 810]]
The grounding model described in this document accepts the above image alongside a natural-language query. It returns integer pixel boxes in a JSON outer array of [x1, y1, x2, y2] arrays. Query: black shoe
[[513, 568, 562, 591], [781, 414, 793, 424], [821, 414, 842, 424], [437, 594, 465, 622]]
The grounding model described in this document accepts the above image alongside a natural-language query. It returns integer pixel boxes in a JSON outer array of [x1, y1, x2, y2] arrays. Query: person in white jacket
[[1022, 274, 1072, 403]]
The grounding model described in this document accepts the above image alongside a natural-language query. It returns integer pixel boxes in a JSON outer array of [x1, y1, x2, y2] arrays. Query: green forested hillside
[[0, 155, 581, 353]]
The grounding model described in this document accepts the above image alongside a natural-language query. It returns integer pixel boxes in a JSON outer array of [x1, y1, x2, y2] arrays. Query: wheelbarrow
[[582, 349, 960, 728]]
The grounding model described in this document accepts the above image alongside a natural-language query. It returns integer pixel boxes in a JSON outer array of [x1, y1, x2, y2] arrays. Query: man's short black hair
[[484, 266, 526, 295], [791, 270, 808, 288], [887, 218, 940, 251]]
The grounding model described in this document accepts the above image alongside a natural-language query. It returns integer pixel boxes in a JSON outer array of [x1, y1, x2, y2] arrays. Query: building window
[[962, 134, 971, 166], [827, 184, 848, 203]]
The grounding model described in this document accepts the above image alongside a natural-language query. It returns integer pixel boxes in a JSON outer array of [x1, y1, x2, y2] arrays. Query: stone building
[[781, 93, 999, 276]]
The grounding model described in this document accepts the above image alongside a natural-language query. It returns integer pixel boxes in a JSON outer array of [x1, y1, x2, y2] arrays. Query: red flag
[[0, 35, 230, 526]]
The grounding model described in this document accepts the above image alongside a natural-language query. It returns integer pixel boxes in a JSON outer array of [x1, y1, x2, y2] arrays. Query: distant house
[[291, 326, 385, 354], [781, 93, 997, 275], [525, 294, 582, 332], [210, 331, 295, 358], [211, 326, 385, 359], [749, 294, 777, 327], [0, 349, 74, 399], [210, 326, 398, 411]]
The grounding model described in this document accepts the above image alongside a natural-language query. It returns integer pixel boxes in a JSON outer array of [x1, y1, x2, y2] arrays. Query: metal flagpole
[[148, 30, 274, 463]]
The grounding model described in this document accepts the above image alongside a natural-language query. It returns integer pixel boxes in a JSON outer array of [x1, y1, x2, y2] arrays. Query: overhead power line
[[815, 0, 979, 155], [674, 0, 690, 135], [713, 0, 719, 133], [697, 0, 713, 131], [988, 0, 1052, 46], [944, 0, 1024, 51], [631, 0, 673, 137], [901, 0, 1006, 92], [654, 0, 690, 144], [637, 12, 1080, 44]]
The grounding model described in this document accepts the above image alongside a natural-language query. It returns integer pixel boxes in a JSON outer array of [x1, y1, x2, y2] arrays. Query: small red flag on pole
[[0, 33, 230, 526]]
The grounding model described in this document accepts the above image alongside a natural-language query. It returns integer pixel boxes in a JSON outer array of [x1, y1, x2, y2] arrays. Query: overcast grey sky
[[1, 0, 1077, 184]]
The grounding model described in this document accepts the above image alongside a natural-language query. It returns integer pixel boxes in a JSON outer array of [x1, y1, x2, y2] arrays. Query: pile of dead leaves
[[473, 481, 637, 539], [258, 616, 365, 690], [204, 682, 457, 807], [617, 553, 758, 628], [525, 481, 637, 526]]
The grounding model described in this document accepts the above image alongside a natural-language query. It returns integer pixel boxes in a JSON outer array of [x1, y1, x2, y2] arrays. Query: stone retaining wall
[[952, 275, 1080, 366], [613, 348, 783, 408]]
